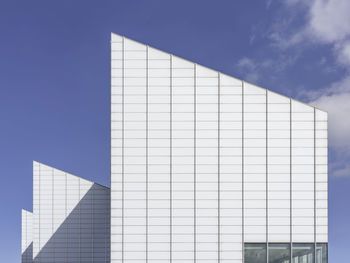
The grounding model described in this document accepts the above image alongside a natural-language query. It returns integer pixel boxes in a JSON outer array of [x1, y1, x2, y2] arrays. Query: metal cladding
[[110, 33, 328, 263]]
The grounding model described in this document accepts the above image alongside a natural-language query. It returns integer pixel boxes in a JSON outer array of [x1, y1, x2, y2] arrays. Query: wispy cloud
[[272, 0, 350, 63], [236, 57, 261, 83], [236, 53, 299, 85], [308, 0, 350, 45], [266, 0, 273, 9]]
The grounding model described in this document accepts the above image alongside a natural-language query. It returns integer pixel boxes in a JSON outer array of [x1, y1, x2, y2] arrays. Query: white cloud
[[266, 0, 273, 9], [284, 0, 306, 5], [331, 162, 350, 177], [236, 53, 299, 85], [308, 0, 350, 43], [277, 0, 350, 63], [237, 57, 256, 70], [271, 0, 350, 66], [236, 57, 261, 83], [337, 41, 350, 66]]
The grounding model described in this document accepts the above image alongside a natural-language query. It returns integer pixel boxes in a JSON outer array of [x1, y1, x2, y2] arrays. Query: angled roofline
[[22, 209, 33, 214], [111, 32, 327, 114], [33, 160, 110, 189]]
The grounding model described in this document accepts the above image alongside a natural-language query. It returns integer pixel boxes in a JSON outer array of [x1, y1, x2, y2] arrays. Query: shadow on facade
[[22, 243, 33, 263], [29, 183, 110, 263]]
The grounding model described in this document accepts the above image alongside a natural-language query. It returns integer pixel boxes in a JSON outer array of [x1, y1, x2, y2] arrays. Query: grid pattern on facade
[[32, 161, 110, 263], [110, 33, 328, 263], [22, 210, 33, 263]]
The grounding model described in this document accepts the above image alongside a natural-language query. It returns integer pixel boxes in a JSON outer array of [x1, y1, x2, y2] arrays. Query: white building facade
[[21, 161, 110, 263], [110, 33, 328, 263]]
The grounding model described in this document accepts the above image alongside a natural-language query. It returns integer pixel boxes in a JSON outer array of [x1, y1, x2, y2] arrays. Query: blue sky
[[0, 0, 349, 261]]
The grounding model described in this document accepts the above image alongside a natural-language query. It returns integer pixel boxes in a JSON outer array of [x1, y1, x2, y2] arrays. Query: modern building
[[21, 161, 110, 263], [22, 33, 328, 263], [110, 33, 328, 263]]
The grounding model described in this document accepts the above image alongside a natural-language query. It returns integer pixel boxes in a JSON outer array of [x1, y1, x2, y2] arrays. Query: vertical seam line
[[218, 72, 220, 262], [65, 172, 67, 263], [39, 164, 41, 263], [266, 90, 269, 263], [122, 36, 125, 263], [170, 55, 173, 263], [242, 81, 245, 263], [290, 98, 293, 262], [92, 183, 94, 261], [146, 45, 149, 263], [194, 63, 196, 262], [109, 37, 112, 263], [52, 168, 54, 262], [78, 179, 81, 262], [314, 108, 317, 263]]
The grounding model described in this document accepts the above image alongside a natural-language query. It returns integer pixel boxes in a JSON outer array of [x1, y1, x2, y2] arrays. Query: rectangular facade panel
[[33, 161, 40, 260], [148, 47, 171, 262], [315, 109, 328, 243], [171, 55, 195, 262], [243, 82, 267, 243], [267, 91, 291, 243], [291, 101, 315, 243], [219, 73, 243, 262], [111, 33, 124, 263], [195, 64, 219, 262], [123, 37, 147, 263]]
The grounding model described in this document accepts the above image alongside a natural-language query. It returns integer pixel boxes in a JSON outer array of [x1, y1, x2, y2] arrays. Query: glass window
[[292, 243, 314, 263], [245, 242, 325, 263], [245, 243, 267, 263], [316, 243, 328, 263], [269, 243, 290, 263]]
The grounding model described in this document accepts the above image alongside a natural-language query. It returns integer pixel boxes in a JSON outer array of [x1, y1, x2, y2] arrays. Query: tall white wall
[[22, 210, 33, 263], [219, 74, 243, 262], [172, 56, 195, 262], [315, 109, 328, 243], [32, 161, 110, 263], [110, 33, 328, 263], [243, 83, 267, 244], [267, 91, 291, 242], [291, 101, 315, 243]]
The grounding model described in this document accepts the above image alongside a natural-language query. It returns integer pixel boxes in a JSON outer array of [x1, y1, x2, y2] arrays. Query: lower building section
[[244, 243, 328, 263], [21, 210, 33, 263], [21, 161, 110, 263]]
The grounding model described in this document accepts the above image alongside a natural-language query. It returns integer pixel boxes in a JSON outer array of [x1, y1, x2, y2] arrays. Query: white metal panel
[[315, 109, 328, 243], [244, 82, 266, 95], [148, 46, 169, 60], [219, 73, 242, 87]]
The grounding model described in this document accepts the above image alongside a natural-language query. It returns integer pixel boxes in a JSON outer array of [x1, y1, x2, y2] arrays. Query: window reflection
[[316, 243, 328, 263], [244, 243, 327, 263], [245, 243, 267, 263], [269, 243, 290, 263], [292, 243, 314, 263]]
